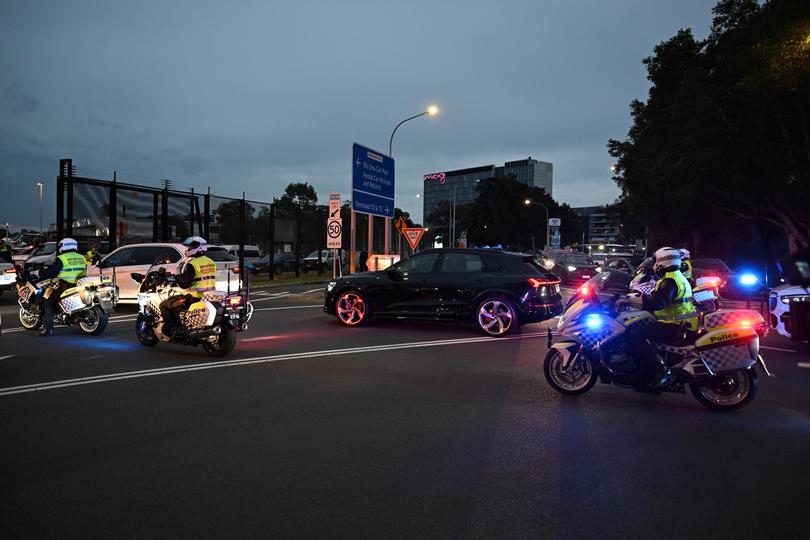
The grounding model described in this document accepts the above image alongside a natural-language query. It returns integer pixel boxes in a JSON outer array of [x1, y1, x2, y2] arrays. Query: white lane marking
[[799, 363, 810, 369], [302, 288, 324, 294], [0, 331, 552, 397], [254, 304, 322, 312], [0, 355, 13, 361], [761, 346, 795, 353], [250, 294, 293, 303], [241, 336, 279, 343]]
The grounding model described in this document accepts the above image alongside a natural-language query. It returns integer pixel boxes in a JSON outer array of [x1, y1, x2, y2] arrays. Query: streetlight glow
[[427, 105, 439, 116], [524, 199, 531, 205]]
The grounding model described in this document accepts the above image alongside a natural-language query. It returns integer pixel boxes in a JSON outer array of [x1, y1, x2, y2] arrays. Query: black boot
[[37, 328, 53, 337]]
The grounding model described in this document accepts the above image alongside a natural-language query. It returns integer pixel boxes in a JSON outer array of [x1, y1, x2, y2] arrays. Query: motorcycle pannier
[[59, 293, 87, 314]]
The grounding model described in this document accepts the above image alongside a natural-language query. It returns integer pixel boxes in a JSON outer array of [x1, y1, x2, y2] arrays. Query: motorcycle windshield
[[585, 269, 632, 296]]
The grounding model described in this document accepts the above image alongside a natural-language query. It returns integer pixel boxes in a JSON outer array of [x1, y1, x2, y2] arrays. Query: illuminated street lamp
[[524, 198, 550, 253], [35, 181, 44, 233]]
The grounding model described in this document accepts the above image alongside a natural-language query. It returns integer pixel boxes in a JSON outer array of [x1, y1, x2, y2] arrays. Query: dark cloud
[[3, 82, 39, 114], [0, 0, 717, 226]]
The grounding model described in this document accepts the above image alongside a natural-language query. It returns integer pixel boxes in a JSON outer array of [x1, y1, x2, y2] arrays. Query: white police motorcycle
[[131, 267, 253, 357], [544, 271, 773, 411]]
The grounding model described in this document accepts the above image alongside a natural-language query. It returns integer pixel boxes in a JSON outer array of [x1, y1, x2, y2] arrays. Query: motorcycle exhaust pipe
[[186, 326, 222, 339]]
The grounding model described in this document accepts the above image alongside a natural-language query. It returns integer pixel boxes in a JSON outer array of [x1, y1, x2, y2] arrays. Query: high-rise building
[[573, 205, 621, 244], [422, 157, 553, 226]]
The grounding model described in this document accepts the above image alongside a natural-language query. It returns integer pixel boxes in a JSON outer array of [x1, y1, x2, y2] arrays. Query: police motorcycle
[[629, 256, 722, 314], [544, 270, 773, 411], [16, 266, 118, 335], [131, 266, 253, 357]]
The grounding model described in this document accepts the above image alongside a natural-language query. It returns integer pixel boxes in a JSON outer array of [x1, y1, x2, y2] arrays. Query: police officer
[[160, 236, 217, 336], [35, 238, 87, 336], [85, 243, 101, 266], [679, 247, 694, 285], [0, 237, 13, 264], [618, 247, 699, 388]]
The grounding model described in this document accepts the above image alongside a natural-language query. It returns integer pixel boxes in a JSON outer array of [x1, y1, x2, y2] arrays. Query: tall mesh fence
[[71, 182, 110, 251], [116, 187, 156, 245]]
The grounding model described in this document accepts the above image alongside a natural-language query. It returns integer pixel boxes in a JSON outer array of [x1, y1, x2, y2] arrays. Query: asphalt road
[[1, 284, 809, 539]]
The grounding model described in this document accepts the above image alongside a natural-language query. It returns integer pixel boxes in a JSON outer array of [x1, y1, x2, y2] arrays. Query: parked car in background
[[221, 245, 261, 266], [303, 250, 345, 273], [600, 254, 635, 273], [0, 261, 17, 297], [769, 284, 810, 339], [20, 242, 58, 271], [86, 243, 241, 303], [550, 252, 599, 284], [254, 252, 300, 274], [324, 249, 563, 336]]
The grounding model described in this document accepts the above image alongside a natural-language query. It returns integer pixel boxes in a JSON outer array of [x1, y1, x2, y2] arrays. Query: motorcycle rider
[[679, 247, 694, 285], [159, 236, 217, 336], [618, 247, 699, 388], [33, 237, 87, 336], [0, 237, 13, 264]]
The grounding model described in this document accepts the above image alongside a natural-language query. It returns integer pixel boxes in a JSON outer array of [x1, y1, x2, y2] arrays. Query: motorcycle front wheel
[[543, 348, 598, 396], [203, 326, 236, 357], [135, 314, 159, 346], [79, 306, 109, 335], [19, 304, 42, 330], [689, 367, 758, 411]]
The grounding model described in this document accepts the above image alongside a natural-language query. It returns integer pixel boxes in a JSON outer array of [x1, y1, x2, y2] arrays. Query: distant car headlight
[[327, 281, 337, 292], [595, 267, 601, 273], [567, 265, 577, 272]]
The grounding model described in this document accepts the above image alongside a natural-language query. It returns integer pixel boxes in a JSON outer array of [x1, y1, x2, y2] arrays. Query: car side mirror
[[386, 268, 402, 281]]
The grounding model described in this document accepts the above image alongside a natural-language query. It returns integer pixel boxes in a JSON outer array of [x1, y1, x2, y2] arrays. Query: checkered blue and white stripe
[[701, 343, 756, 372]]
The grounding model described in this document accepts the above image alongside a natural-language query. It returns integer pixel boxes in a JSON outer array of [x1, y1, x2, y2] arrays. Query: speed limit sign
[[327, 218, 342, 248]]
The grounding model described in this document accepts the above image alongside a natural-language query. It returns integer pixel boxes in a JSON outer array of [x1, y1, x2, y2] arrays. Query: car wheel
[[475, 296, 519, 337], [335, 290, 371, 327]]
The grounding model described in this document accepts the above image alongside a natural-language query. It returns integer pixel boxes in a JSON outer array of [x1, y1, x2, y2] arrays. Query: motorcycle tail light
[[226, 295, 243, 307], [4, 268, 15, 274], [578, 285, 590, 296]]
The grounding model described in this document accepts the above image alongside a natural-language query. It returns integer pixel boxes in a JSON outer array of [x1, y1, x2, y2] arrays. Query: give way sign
[[402, 228, 426, 250]]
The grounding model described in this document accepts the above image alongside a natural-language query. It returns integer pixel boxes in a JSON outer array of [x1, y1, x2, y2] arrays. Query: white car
[[86, 243, 241, 304], [768, 283, 810, 338], [0, 261, 16, 297], [221, 245, 262, 267]]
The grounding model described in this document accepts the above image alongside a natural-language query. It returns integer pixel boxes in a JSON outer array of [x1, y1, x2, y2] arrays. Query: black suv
[[324, 249, 563, 336]]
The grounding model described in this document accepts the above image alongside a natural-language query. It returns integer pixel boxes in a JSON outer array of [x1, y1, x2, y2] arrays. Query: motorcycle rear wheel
[[135, 314, 159, 347], [79, 306, 109, 335], [19, 305, 42, 330], [543, 349, 598, 396], [689, 367, 758, 411], [203, 327, 236, 357]]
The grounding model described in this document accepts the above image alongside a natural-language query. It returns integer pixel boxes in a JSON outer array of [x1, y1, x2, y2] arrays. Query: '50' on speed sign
[[327, 218, 342, 248]]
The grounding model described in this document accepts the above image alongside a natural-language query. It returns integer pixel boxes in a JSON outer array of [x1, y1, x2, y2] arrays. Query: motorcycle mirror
[[130, 272, 144, 283]]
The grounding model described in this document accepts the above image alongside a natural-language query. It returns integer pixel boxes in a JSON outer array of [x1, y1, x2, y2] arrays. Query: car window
[[34, 244, 56, 256], [206, 248, 238, 262], [100, 247, 134, 268], [397, 253, 439, 274], [439, 253, 483, 273], [566, 254, 593, 265], [128, 246, 174, 266]]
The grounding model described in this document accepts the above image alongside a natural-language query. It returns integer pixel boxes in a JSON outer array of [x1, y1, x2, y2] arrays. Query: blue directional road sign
[[352, 143, 395, 218]]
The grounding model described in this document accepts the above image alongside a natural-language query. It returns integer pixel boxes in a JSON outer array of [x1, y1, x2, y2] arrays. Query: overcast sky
[[0, 0, 716, 228]]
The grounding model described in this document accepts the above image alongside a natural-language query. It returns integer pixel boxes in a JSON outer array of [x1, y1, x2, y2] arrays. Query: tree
[[609, 0, 810, 252], [276, 182, 318, 217]]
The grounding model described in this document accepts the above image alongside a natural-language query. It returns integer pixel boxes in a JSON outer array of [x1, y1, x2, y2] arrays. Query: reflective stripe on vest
[[57, 252, 88, 284], [187, 256, 217, 297], [654, 270, 698, 330]]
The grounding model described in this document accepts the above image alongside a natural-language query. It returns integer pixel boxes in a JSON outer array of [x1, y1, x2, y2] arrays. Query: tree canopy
[[608, 0, 810, 252]]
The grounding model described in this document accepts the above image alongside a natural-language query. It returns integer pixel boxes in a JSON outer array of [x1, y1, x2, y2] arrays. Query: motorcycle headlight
[[327, 281, 337, 292]]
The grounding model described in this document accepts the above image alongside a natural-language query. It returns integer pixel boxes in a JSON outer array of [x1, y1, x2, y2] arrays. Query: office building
[[573, 205, 621, 244], [422, 157, 553, 226]]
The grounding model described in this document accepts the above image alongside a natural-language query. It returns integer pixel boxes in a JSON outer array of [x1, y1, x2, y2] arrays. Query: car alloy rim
[[478, 300, 513, 335], [337, 293, 365, 325]]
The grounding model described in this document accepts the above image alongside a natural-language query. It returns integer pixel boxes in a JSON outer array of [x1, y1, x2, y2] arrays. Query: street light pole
[[524, 199, 549, 253], [36, 181, 44, 234], [386, 105, 438, 256]]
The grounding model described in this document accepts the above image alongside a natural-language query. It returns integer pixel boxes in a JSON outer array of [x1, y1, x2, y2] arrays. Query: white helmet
[[653, 246, 681, 274], [58, 237, 78, 253], [182, 236, 208, 257]]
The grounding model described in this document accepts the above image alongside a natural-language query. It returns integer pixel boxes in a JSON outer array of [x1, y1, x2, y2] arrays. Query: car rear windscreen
[[206, 248, 237, 262]]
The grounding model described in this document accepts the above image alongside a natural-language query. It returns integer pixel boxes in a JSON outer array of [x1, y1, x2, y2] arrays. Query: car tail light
[[231, 266, 240, 274], [528, 277, 560, 288]]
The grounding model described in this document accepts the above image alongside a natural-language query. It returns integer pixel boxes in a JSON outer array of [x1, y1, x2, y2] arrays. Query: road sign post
[[327, 193, 342, 279], [351, 143, 395, 271]]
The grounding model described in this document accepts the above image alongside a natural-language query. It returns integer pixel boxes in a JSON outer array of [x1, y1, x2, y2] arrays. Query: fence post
[[161, 188, 169, 241], [152, 193, 159, 242], [238, 196, 246, 274], [204, 189, 210, 240], [317, 206, 324, 275], [56, 173, 64, 240], [189, 188, 195, 236], [66, 170, 74, 237], [109, 172, 117, 250], [269, 202, 275, 280], [295, 206, 301, 277]]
